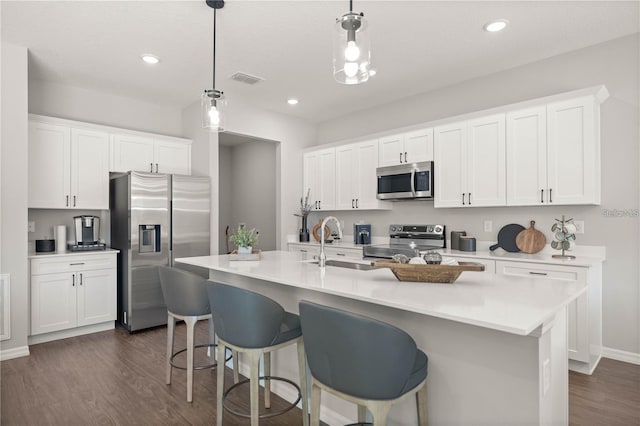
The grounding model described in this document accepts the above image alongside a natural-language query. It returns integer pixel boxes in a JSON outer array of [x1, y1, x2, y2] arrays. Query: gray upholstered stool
[[206, 282, 309, 426], [158, 266, 236, 402], [299, 300, 429, 426]]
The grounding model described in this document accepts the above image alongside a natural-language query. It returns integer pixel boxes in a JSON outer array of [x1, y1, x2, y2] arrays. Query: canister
[[459, 236, 477, 252], [450, 230, 466, 250]]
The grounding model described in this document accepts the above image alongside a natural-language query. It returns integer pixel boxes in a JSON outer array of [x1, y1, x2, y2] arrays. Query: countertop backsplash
[[28, 208, 110, 252]]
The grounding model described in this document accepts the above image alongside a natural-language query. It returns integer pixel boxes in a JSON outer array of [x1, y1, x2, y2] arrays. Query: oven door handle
[[410, 168, 416, 197]]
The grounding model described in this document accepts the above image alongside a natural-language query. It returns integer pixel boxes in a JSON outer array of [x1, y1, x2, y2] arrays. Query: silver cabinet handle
[[549, 188, 553, 203], [462, 193, 465, 205], [468, 193, 471, 205], [150, 163, 153, 172], [73, 195, 76, 207], [299, 249, 307, 253], [79, 273, 83, 285], [155, 163, 159, 173], [529, 271, 548, 276], [69, 262, 85, 266], [352, 199, 355, 208], [355, 198, 359, 208], [336, 253, 346, 256], [66, 195, 69, 207], [404, 152, 407, 163], [399, 152, 402, 163], [319, 201, 321, 210], [541, 189, 544, 203], [72, 274, 75, 286]]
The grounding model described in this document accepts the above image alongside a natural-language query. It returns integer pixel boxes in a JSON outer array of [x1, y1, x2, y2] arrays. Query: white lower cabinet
[[287, 243, 363, 260], [444, 256, 496, 274], [495, 260, 601, 372], [30, 253, 117, 336]]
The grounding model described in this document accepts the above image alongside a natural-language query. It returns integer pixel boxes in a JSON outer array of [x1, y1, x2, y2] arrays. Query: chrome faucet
[[318, 216, 343, 267]]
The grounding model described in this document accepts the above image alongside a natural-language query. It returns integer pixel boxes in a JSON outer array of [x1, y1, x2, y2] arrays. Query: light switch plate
[[28, 221, 35, 233], [574, 220, 584, 234], [484, 220, 493, 232]]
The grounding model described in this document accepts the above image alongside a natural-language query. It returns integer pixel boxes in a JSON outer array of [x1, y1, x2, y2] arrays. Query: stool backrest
[[158, 265, 210, 317], [299, 300, 418, 400], [207, 282, 285, 348]]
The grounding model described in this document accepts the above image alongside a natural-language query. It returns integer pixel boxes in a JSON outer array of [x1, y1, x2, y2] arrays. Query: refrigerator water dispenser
[[139, 225, 161, 253]]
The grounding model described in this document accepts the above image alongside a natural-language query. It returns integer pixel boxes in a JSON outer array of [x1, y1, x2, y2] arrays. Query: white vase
[[237, 246, 252, 254]]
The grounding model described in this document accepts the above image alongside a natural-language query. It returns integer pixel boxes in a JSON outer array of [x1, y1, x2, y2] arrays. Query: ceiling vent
[[229, 72, 264, 85]]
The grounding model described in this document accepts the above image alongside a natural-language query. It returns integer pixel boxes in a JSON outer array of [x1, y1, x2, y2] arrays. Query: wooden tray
[[229, 249, 261, 261], [372, 260, 485, 283]]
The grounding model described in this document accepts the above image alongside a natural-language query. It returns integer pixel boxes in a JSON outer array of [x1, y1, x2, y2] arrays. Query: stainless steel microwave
[[376, 161, 434, 200]]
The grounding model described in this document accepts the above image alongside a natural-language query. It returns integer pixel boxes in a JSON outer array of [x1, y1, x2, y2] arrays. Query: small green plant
[[229, 225, 258, 248]]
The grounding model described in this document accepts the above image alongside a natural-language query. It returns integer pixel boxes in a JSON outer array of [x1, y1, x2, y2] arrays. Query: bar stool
[[158, 266, 236, 402], [298, 300, 429, 426], [206, 282, 309, 426]]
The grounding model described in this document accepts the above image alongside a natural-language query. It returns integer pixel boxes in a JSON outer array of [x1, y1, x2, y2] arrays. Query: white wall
[[316, 34, 640, 355], [1, 42, 30, 357], [29, 80, 183, 137], [218, 145, 232, 253]]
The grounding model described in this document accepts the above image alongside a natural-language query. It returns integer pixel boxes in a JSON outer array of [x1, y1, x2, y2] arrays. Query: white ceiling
[[2, 1, 639, 123]]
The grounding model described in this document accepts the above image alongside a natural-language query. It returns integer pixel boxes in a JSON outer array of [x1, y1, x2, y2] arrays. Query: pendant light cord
[[212, 7, 217, 90], [349, 0, 353, 12]]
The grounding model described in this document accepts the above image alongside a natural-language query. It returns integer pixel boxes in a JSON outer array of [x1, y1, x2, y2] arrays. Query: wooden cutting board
[[516, 220, 546, 254]]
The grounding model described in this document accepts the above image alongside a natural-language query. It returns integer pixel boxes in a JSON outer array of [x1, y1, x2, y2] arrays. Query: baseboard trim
[[28, 322, 115, 346], [0, 345, 30, 361], [602, 346, 640, 365]]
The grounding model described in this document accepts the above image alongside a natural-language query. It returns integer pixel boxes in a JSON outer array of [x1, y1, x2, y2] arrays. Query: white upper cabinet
[[546, 96, 599, 205], [335, 139, 391, 210], [303, 147, 335, 211], [434, 114, 506, 208], [110, 134, 191, 175], [29, 122, 109, 209], [507, 96, 601, 206], [378, 128, 433, 167]]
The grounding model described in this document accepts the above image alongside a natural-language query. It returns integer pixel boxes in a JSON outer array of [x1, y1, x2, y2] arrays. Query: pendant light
[[333, 0, 371, 85], [202, 0, 226, 131]]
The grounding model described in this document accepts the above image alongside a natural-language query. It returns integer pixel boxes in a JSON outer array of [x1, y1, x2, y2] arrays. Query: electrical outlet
[[28, 221, 35, 233], [484, 220, 493, 232], [574, 220, 585, 234]]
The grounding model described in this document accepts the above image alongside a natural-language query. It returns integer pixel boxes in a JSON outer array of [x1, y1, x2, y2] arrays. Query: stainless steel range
[[364, 224, 446, 259]]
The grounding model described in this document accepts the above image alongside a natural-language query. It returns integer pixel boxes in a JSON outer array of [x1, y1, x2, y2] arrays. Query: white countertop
[[177, 250, 587, 336], [28, 248, 119, 259]]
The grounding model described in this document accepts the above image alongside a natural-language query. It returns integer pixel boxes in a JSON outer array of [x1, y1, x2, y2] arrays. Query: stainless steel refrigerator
[[110, 171, 210, 332]]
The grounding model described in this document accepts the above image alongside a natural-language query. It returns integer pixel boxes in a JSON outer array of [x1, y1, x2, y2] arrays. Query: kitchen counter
[[28, 248, 120, 258], [177, 250, 576, 425]]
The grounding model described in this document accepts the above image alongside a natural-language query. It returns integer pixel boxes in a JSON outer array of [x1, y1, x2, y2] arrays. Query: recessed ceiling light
[[484, 19, 509, 32], [141, 54, 160, 65], [287, 99, 299, 105]]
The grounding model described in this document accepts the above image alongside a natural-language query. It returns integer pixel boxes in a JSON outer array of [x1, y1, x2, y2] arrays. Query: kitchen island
[[177, 250, 586, 426]]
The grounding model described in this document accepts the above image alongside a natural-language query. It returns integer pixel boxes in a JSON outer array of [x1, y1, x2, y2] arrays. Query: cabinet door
[[31, 272, 77, 335], [155, 140, 191, 175], [318, 148, 336, 210], [506, 107, 547, 206], [28, 122, 71, 208], [466, 114, 506, 207], [355, 140, 386, 209], [71, 128, 109, 209], [335, 144, 357, 210], [303, 151, 321, 209], [434, 122, 466, 207], [76, 268, 116, 327], [547, 96, 598, 205], [110, 134, 155, 173], [404, 128, 433, 163], [378, 134, 404, 166]]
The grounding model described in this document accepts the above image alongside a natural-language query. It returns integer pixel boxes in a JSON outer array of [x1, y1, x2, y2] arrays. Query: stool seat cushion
[[273, 312, 302, 345], [402, 349, 429, 394]]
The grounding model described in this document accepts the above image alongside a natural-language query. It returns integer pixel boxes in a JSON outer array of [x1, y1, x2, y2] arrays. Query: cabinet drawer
[[31, 254, 116, 275], [324, 246, 363, 260], [495, 261, 585, 282], [444, 256, 495, 274]]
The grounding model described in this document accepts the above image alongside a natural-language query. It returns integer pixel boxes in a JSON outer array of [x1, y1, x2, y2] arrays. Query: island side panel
[[209, 269, 560, 426]]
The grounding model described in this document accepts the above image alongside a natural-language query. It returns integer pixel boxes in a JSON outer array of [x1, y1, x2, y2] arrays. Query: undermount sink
[[306, 259, 375, 271]]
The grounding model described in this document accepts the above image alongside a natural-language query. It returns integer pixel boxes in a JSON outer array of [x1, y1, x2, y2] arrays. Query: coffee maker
[[69, 215, 106, 251], [354, 224, 372, 245]]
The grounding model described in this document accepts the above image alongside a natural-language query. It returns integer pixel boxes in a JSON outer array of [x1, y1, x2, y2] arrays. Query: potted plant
[[229, 225, 258, 254]]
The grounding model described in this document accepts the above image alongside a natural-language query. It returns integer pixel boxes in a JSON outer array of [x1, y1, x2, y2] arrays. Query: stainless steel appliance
[[376, 161, 434, 200], [354, 224, 371, 245], [110, 171, 210, 332], [68, 215, 106, 251], [364, 224, 445, 258]]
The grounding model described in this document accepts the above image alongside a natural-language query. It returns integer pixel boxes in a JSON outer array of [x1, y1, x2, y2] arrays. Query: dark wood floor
[[1, 322, 639, 425]]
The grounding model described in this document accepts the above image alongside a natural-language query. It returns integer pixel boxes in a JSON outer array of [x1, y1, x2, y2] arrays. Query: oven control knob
[[434, 225, 443, 233]]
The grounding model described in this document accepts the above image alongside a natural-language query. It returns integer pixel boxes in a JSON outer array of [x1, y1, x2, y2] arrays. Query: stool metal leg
[[248, 351, 261, 426], [264, 352, 271, 409], [310, 380, 321, 426], [369, 402, 391, 426], [207, 317, 215, 358], [166, 314, 175, 385], [357, 405, 367, 423], [185, 316, 197, 402], [417, 383, 428, 426], [297, 340, 310, 426], [233, 351, 240, 383], [216, 342, 226, 426]]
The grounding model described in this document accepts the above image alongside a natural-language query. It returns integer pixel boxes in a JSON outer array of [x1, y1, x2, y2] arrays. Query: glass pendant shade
[[202, 90, 226, 131], [333, 12, 370, 84]]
